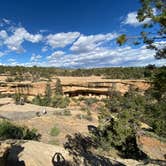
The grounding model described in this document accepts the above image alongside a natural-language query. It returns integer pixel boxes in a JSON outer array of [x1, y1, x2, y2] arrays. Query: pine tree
[[44, 82, 52, 105], [55, 78, 63, 95]]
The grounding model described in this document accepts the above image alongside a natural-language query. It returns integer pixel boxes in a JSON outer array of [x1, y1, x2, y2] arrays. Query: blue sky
[[0, 0, 165, 68]]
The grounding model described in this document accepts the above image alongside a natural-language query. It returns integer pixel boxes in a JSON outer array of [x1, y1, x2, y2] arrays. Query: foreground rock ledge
[[0, 140, 138, 166], [1, 138, 166, 166], [1, 140, 73, 166]]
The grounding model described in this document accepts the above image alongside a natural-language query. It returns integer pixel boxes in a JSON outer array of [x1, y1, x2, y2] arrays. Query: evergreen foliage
[[0, 65, 162, 79], [55, 78, 63, 95], [0, 120, 40, 140]]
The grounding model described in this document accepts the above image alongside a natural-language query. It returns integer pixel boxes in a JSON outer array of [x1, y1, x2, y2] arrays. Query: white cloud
[[0, 30, 8, 39], [8, 58, 16, 63], [123, 11, 151, 26], [46, 32, 80, 48], [0, 18, 165, 68], [6, 58, 18, 66], [70, 33, 118, 53], [41, 46, 48, 52], [4, 27, 42, 52], [8, 58, 15, 62], [30, 54, 42, 62], [47, 51, 65, 61], [39, 29, 48, 33], [0, 51, 5, 57], [46, 45, 166, 68]]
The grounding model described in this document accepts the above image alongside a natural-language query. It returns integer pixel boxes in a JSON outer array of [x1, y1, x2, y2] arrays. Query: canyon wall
[[0, 76, 150, 97]]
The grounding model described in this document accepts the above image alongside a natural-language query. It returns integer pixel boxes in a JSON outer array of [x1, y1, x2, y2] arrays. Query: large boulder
[[6, 141, 73, 166]]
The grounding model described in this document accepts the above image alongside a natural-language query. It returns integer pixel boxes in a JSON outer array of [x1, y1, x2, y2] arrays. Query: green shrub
[[13, 93, 21, 104], [32, 94, 42, 105], [84, 98, 99, 106], [51, 95, 70, 108], [44, 82, 52, 105], [50, 125, 60, 136], [32, 83, 52, 106], [0, 93, 9, 98], [0, 120, 40, 140], [32, 94, 51, 106], [55, 78, 63, 95], [78, 96, 85, 101], [13, 93, 27, 105], [5, 77, 15, 82], [93, 109, 142, 158]]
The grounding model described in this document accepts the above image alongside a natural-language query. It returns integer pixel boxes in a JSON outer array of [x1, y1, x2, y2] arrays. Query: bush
[[32, 93, 70, 108], [5, 77, 15, 82], [0, 120, 40, 140], [55, 78, 63, 95], [152, 120, 166, 138], [76, 113, 93, 121], [84, 98, 99, 106], [0, 93, 9, 98], [32, 94, 42, 105], [50, 126, 60, 136], [32, 83, 52, 106], [13, 93, 27, 105], [76, 107, 93, 121], [93, 109, 143, 158], [51, 95, 70, 108], [143, 97, 166, 138]]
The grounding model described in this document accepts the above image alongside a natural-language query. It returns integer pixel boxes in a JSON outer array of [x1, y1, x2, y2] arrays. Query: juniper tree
[[117, 0, 166, 59], [55, 78, 63, 95]]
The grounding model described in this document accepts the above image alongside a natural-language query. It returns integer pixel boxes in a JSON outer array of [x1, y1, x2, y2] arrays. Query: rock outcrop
[[6, 141, 73, 166], [1, 138, 166, 166], [0, 76, 150, 98], [137, 132, 166, 164], [3, 140, 122, 166]]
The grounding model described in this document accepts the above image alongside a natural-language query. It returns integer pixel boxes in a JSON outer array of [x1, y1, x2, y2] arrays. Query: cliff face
[[0, 76, 150, 97]]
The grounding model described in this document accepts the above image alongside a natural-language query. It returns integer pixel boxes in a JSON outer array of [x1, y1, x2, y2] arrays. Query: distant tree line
[[0, 64, 162, 80]]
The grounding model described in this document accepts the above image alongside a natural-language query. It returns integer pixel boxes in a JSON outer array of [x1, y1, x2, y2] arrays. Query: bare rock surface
[[4, 140, 134, 166], [137, 132, 166, 161], [0, 139, 165, 166], [6, 141, 73, 166]]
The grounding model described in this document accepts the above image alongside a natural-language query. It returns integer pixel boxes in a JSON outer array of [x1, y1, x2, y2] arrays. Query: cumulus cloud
[[41, 46, 48, 52], [46, 45, 166, 68], [30, 54, 42, 62], [70, 33, 118, 53], [8, 58, 16, 62], [123, 11, 151, 26], [0, 30, 8, 39], [6, 58, 18, 66], [0, 19, 165, 68], [47, 51, 65, 61], [4, 27, 42, 52], [46, 32, 80, 48], [0, 51, 5, 57]]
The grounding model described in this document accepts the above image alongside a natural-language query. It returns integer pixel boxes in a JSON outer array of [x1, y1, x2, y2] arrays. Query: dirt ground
[[0, 98, 98, 146]]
